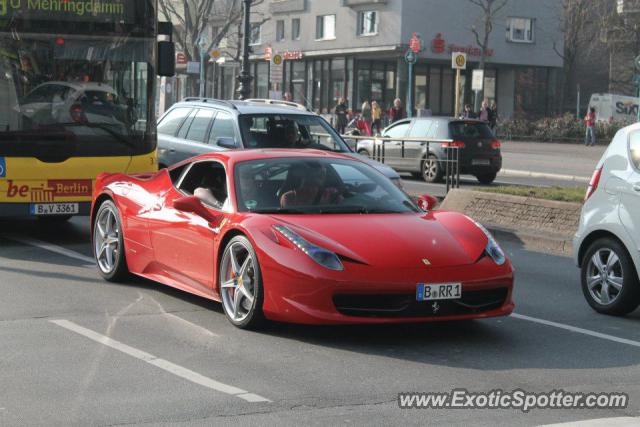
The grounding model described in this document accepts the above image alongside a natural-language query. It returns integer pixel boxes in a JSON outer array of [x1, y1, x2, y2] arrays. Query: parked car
[[574, 122, 640, 315], [355, 117, 502, 184], [91, 149, 514, 329], [156, 98, 403, 189]]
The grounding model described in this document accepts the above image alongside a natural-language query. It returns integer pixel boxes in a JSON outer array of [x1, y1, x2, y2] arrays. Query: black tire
[[219, 235, 265, 329], [581, 237, 640, 316], [357, 149, 371, 158], [92, 200, 130, 282], [38, 215, 72, 222], [422, 155, 443, 183], [476, 172, 498, 185]]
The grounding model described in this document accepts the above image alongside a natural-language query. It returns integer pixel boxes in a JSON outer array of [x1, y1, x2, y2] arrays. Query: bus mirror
[[158, 41, 175, 77]]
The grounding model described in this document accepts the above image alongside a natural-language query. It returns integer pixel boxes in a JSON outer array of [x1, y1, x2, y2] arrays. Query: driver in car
[[280, 163, 343, 207], [194, 169, 227, 209]]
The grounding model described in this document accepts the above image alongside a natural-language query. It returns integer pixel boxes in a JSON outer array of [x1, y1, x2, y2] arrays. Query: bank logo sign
[[0, 157, 5, 178]]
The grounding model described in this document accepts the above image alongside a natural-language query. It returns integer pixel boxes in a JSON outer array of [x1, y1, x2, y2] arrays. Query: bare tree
[[468, 0, 509, 71]]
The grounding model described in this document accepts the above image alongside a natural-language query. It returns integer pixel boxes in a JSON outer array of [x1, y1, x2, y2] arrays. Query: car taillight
[[585, 167, 602, 201], [441, 141, 466, 148], [491, 139, 501, 149], [70, 103, 87, 124]]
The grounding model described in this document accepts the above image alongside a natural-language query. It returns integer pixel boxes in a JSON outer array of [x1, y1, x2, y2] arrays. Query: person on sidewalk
[[361, 100, 372, 136], [478, 99, 490, 123], [462, 104, 476, 119], [334, 98, 349, 135], [371, 101, 383, 135], [489, 101, 498, 132], [388, 98, 405, 124], [584, 107, 597, 146]]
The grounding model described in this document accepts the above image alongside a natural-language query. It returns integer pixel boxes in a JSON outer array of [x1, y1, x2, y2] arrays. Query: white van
[[588, 93, 639, 123]]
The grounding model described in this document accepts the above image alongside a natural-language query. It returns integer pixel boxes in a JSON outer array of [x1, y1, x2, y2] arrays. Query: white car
[[574, 123, 640, 315]]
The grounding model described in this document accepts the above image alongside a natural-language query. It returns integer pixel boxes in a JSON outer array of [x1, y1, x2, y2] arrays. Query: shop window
[[331, 59, 345, 109], [507, 17, 535, 43]]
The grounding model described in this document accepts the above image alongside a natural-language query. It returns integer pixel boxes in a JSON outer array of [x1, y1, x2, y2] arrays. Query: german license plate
[[30, 203, 79, 216], [416, 283, 462, 301], [472, 158, 490, 166]]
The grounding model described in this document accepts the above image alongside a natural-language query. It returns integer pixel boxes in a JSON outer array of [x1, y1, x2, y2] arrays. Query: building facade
[[213, 0, 564, 119]]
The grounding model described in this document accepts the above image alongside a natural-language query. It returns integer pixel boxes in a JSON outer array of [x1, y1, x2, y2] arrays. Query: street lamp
[[236, 0, 253, 100]]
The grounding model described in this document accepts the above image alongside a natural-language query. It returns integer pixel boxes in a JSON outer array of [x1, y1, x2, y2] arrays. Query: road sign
[[210, 49, 221, 60], [472, 69, 484, 91], [452, 52, 467, 70], [270, 53, 284, 84], [409, 33, 422, 53], [405, 50, 417, 65]]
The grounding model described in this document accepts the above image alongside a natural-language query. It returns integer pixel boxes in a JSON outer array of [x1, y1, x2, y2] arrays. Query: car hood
[[342, 152, 400, 179], [268, 211, 488, 269]]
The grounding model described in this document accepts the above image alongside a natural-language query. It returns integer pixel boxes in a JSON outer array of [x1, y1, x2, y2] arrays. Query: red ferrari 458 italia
[[91, 149, 514, 328]]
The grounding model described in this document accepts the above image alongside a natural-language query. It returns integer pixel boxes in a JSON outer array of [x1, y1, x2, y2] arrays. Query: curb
[[487, 225, 573, 258], [499, 169, 590, 184]]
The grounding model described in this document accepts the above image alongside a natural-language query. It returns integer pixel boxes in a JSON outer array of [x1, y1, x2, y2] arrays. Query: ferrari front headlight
[[273, 225, 344, 271], [473, 221, 506, 266]]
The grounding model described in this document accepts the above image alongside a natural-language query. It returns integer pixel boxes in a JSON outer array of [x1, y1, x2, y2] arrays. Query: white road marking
[[513, 313, 640, 349], [541, 417, 640, 426], [49, 319, 270, 403], [2, 235, 95, 266]]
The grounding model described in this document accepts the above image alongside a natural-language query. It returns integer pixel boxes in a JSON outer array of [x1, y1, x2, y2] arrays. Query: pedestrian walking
[[489, 101, 498, 132], [584, 107, 597, 146], [334, 98, 349, 135], [388, 98, 405, 124], [478, 99, 490, 122], [371, 101, 383, 135], [462, 104, 476, 119], [361, 101, 372, 136]]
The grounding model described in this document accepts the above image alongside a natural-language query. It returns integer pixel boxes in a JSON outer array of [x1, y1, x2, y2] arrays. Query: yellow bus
[[0, 0, 174, 219]]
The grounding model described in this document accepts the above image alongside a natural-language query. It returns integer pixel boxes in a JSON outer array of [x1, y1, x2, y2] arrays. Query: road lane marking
[[2, 235, 95, 266], [513, 313, 640, 349], [49, 319, 270, 403]]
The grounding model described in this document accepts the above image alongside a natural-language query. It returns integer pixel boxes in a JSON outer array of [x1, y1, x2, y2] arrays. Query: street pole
[[236, 0, 253, 100], [407, 61, 414, 118], [576, 84, 580, 119], [454, 69, 460, 118], [197, 34, 209, 98]]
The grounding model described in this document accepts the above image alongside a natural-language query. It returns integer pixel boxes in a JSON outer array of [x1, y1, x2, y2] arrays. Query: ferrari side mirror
[[417, 194, 438, 212], [174, 196, 223, 226]]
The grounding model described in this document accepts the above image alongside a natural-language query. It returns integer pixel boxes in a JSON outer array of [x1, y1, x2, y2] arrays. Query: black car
[[356, 117, 502, 184]]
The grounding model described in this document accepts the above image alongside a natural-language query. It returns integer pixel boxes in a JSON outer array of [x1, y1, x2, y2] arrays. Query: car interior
[[178, 161, 228, 210]]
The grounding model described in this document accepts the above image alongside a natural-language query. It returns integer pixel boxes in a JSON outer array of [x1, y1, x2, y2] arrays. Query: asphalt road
[[1, 216, 640, 426], [400, 140, 605, 198]]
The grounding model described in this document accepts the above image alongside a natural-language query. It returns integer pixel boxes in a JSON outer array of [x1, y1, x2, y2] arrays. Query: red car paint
[[91, 150, 514, 325]]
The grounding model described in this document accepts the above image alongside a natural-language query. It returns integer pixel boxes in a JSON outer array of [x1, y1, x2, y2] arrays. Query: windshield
[[0, 3, 155, 159], [234, 157, 419, 214], [238, 114, 350, 152]]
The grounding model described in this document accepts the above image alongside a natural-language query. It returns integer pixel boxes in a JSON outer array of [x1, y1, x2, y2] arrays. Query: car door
[[157, 107, 193, 167], [620, 131, 640, 252], [207, 110, 240, 149], [147, 160, 227, 297], [380, 121, 411, 169], [171, 108, 218, 163], [405, 119, 433, 172]]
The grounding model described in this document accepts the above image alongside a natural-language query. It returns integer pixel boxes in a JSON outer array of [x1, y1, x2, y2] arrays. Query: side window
[[408, 120, 432, 138], [168, 163, 188, 185], [178, 161, 229, 210], [208, 111, 237, 146], [384, 122, 410, 139], [428, 120, 441, 139], [177, 109, 198, 139], [157, 108, 192, 136], [185, 109, 215, 143], [631, 131, 640, 170]]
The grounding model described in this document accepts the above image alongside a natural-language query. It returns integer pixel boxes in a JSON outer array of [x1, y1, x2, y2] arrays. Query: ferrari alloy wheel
[[581, 238, 640, 316], [422, 155, 443, 183], [220, 236, 264, 329], [93, 200, 129, 282]]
